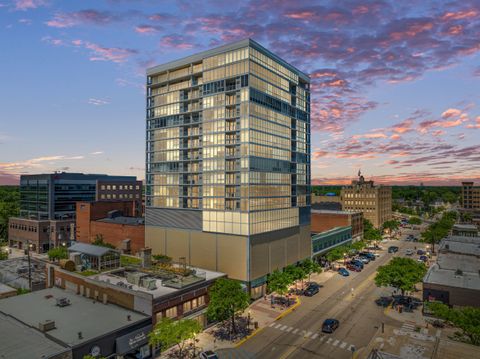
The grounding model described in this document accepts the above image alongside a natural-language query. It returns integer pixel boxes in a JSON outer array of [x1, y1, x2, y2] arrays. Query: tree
[[374, 257, 427, 296], [364, 219, 382, 243], [0, 186, 20, 243], [92, 234, 115, 249], [148, 317, 201, 357], [426, 302, 480, 346], [382, 220, 400, 233], [408, 216, 422, 225], [267, 269, 291, 297], [421, 211, 457, 253], [47, 247, 68, 262], [0, 249, 8, 260], [285, 264, 307, 290], [301, 258, 322, 282], [325, 247, 345, 265], [206, 278, 249, 335]]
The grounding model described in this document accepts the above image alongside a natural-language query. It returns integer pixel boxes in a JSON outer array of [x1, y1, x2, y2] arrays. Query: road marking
[[340, 341, 347, 349], [269, 323, 275, 327], [311, 333, 319, 339], [320, 336, 325, 342], [305, 331, 312, 338], [280, 325, 287, 331], [274, 323, 282, 329], [436, 329, 441, 338], [286, 326, 293, 332], [332, 339, 340, 347], [327, 337, 333, 344], [292, 328, 299, 334]]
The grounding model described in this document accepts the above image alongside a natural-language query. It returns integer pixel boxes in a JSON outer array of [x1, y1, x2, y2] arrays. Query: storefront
[[115, 325, 152, 359]]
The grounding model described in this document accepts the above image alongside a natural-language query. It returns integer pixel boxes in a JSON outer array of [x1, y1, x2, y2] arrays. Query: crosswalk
[[401, 321, 416, 332], [268, 321, 356, 352]]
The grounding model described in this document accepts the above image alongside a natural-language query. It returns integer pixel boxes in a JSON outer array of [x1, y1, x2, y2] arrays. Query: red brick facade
[[76, 201, 144, 255], [311, 210, 364, 240]]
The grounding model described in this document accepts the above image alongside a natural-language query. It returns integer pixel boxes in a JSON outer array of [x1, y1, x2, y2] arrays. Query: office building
[[340, 172, 392, 228], [461, 181, 480, 211], [19, 172, 141, 220], [311, 209, 363, 241], [76, 201, 144, 254], [145, 39, 311, 297], [312, 226, 352, 258]]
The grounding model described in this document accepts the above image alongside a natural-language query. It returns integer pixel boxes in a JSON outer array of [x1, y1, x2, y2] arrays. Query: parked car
[[350, 259, 364, 269], [322, 319, 340, 333], [304, 283, 320, 296], [405, 249, 414, 256], [200, 351, 219, 359], [360, 252, 376, 260], [338, 268, 350, 276], [417, 249, 426, 255], [375, 296, 393, 307], [357, 256, 370, 264], [388, 246, 399, 253], [346, 263, 362, 272], [418, 255, 428, 263]]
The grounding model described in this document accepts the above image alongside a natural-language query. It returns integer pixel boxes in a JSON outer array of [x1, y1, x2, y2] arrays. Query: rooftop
[[69, 242, 119, 257], [0, 257, 46, 290], [147, 38, 310, 81], [0, 313, 68, 359], [0, 287, 149, 347], [98, 216, 145, 226], [312, 226, 352, 238], [452, 224, 479, 231], [93, 265, 226, 299], [311, 209, 362, 215], [0, 282, 16, 295], [423, 264, 480, 290]]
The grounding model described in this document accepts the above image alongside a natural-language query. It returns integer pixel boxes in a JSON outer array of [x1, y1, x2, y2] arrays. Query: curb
[[234, 296, 302, 348]]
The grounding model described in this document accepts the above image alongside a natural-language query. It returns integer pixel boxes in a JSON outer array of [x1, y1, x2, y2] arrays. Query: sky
[[0, 0, 479, 186]]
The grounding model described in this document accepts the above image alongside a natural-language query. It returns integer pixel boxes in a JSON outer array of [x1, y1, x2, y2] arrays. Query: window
[[136, 185, 140, 190], [101, 185, 106, 190], [101, 194, 105, 199], [107, 185, 111, 190], [112, 185, 117, 190], [165, 306, 177, 318]]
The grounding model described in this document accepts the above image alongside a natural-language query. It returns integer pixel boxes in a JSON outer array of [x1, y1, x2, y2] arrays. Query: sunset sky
[[1, 0, 479, 185]]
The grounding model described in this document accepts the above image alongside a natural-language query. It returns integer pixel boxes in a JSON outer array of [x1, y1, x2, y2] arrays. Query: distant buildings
[[8, 172, 141, 253], [311, 194, 342, 211], [340, 172, 392, 228], [145, 39, 311, 297], [76, 201, 144, 255], [461, 181, 480, 211]]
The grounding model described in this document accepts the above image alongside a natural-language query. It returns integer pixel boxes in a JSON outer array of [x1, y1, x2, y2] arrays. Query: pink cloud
[[466, 116, 480, 129], [441, 10, 478, 21], [14, 0, 45, 11], [160, 35, 195, 49], [46, 10, 116, 28], [135, 25, 161, 34], [352, 133, 388, 139], [441, 108, 462, 119], [72, 40, 137, 63]]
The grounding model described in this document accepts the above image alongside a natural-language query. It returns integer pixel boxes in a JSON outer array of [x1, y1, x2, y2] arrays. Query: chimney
[[140, 248, 152, 268]]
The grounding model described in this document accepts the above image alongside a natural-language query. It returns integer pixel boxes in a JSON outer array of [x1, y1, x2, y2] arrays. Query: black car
[[304, 283, 320, 296], [359, 252, 376, 260], [375, 296, 393, 307], [417, 249, 426, 255], [388, 246, 399, 253], [350, 259, 364, 269], [322, 318, 339, 333]]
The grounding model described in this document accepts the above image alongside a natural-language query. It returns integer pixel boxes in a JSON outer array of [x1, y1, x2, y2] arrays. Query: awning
[[115, 325, 152, 355]]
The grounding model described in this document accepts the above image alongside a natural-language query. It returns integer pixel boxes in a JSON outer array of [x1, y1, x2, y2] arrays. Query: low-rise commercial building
[[76, 201, 144, 254], [461, 181, 480, 211], [340, 172, 392, 228], [0, 257, 46, 291], [47, 253, 226, 327], [452, 223, 479, 237], [311, 210, 363, 241], [8, 217, 74, 253], [423, 235, 480, 307], [0, 283, 16, 299], [312, 226, 352, 257], [0, 287, 152, 359]]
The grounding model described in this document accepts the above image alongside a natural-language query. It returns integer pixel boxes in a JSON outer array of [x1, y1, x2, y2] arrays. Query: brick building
[[76, 201, 144, 255], [311, 210, 363, 242]]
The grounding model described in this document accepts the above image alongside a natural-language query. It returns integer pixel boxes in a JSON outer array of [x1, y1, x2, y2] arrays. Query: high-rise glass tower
[[145, 39, 311, 297]]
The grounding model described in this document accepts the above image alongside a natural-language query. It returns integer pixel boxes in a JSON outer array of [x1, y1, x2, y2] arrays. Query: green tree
[[0, 186, 20, 243], [148, 317, 201, 357], [426, 302, 480, 346], [382, 220, 400, 232], [364, 219, 382, 242], [301, 258, 322, 282], [325, 247, 346, 265], [267, 269, 291, 297], [421, 211, 457, 253], [92, 234, 115, 249], [47, 247, 68, 261], [374, 257, 427, 296], [285, 264, 307, 290], [408, 216, 422, 225], [206, 278, 249, 335]]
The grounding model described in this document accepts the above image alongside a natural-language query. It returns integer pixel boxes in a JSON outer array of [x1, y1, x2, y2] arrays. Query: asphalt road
[[218, 227, 425, 359]]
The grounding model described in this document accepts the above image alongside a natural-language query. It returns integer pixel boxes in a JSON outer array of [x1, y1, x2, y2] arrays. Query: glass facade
[[146, 41, 310, 236]]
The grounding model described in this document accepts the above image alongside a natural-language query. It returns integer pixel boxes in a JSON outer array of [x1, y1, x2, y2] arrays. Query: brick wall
[[311, 212, 349, 233], [89, 221, 145, 255]]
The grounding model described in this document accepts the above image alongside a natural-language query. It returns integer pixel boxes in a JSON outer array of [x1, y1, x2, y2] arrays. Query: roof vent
[[38, 320, 55, 332], [455, 269, 463, 276], [56, 297, 71, 307], [78, 331, 83, 339]]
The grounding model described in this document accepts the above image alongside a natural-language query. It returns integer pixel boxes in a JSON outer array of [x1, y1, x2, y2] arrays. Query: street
[[218, 227, 426, 359]]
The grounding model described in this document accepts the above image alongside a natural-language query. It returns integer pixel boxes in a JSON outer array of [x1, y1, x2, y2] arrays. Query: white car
[[405, 249, 414, 256]]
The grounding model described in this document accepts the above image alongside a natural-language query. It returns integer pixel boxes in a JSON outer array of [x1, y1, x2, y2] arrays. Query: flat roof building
[[312, 226, 352, 257], [461, 181, 480, 212], [340, 172, 392, 228], [423, 235, 480, 307], [145, 39, 311, 298], [311, 209, 363, 242], [0, 287, 152, 359]]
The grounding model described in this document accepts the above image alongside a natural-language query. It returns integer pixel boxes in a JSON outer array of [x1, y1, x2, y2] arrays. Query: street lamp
[[26, 241, 33, 291], [247, 310, 251, 330], [343, 253, 347, 266]]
